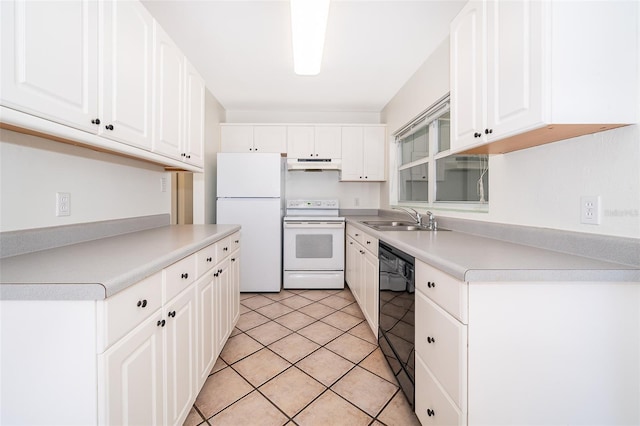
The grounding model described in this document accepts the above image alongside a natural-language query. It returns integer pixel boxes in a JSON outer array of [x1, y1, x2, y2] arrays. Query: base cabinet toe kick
[[0, 232, 241, 426]]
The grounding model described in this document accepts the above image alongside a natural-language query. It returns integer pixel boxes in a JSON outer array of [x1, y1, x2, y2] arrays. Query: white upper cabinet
[[100, 0, 154, 149], [220, 125, 286, 153], [1, 0, 206, 171], [1, 0, 99, 132], [287, 125, 341, 159], [340, 126, 385, 181], [450, 0, 639, 154], [183, 60, 205, 167], [152, 23, 184, 160]]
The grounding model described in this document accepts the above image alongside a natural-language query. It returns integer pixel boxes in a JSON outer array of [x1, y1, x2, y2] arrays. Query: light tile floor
[[184, 287, 421, 426]]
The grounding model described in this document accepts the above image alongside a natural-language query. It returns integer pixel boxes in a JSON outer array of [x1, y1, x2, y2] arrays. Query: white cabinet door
[[230, 253, 241, 327], [254, 125, 286, 153], [183, 59, 205, 167], [287, 126, 315, 159], [363, 249, 379, 336], [99, 312, 164, 426], [341, 126, 385, 181], [101, 0, 154, 149], [362, 127, 385, 181], [340, 127, 363, 181], [315, 126, 342, 159], [485, 0, 544, 142], [221, 125, 253, 153], [0, 0, 98, 132], [164, 285, 197, 426], [216, 258, 231, 349], [450, 0, 485, 152], [196, 271, 216, 388], [153, 23, 183, 159]]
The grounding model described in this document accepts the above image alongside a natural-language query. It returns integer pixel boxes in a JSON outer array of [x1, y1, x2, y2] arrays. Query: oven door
[[283, 221, 345, 270]]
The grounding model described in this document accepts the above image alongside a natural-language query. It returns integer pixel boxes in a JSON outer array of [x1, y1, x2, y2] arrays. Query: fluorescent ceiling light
[[290, 0, 330, 76]]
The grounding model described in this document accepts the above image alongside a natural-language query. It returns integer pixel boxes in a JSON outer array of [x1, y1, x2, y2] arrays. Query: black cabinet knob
[[234, 240, 239, 244], [105, 124, 114, 130], [214, 272, 219, 277], [168, 310, 176, 318], [181, 273, 189, 279], [206, 257, 212, 262], [91, 118, 101, 125], [427, 409, 435, 417], [223, 247, 228, 251], [427, 336, 436, 343], [137, 299, 148, 308], [485, 128, 493, 134], [231, 258, 236, 262], [427, 281, 436, 288], [218, 268, 223, 274], [157, 319, 166, 327]]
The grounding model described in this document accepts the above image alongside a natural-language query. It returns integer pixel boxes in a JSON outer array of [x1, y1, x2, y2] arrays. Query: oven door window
[[296, 234, 333, 258]]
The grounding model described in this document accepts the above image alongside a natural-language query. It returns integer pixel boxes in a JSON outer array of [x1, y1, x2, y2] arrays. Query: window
[[395, 96, 489, 205]]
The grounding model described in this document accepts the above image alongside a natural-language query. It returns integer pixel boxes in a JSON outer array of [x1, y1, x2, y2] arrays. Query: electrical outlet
[[354, 197, 360, 207], [580, 195, 600, 225], [56, 192, 70, 217]]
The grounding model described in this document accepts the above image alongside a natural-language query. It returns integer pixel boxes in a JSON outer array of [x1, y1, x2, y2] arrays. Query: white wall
[[225, 110, 380, 124], [381, 38, 640, 239], [0, 130, 170, 232], [285, 171, 380, 209]]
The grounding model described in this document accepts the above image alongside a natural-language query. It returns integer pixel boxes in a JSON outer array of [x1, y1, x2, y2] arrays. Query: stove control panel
[[286, 199, 339, 209]]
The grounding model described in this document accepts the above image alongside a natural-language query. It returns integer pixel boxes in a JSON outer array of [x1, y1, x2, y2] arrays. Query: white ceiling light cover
[[290, 0, 331, 75]]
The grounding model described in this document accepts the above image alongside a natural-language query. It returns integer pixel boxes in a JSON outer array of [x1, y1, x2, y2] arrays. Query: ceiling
[[141, 0, 466, 113]]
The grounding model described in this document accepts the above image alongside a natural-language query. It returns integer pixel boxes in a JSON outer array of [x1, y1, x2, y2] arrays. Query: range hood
[[287, 158, 341, 171]]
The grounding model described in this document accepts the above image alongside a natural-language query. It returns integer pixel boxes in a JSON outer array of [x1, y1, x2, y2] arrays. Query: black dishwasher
[[378, 241, 415, 409]]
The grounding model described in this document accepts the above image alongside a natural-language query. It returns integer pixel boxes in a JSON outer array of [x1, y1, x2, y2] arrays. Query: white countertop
[[0, 224, 240, 300], [346, 217, 640, 282]]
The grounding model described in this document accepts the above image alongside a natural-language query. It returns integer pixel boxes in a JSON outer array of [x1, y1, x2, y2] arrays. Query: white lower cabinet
[[345, 224, 378, 336], [164, 285, 197, 426], [0, 233, 241, 426], [414, 259, 640, 425], [99, 311, 165, 426]]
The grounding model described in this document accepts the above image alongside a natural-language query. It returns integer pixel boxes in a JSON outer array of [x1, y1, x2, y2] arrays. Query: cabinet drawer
[[196, 243, 217, 277], [98, 272, 162, 352], [229, 232, 241, 252], [164, 254, 197, 302], [416, 260, 468, 323], [216, 236, 231, 262], [415, 354, 465, 426], [361, 233, 378, 256], [415, 290, 467, 410]]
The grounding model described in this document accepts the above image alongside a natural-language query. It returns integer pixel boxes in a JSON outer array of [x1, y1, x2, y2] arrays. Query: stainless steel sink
[[362, 221, 450, 231]]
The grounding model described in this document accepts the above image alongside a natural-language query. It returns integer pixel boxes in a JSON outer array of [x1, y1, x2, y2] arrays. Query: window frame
[[393, 94, 490, 212]]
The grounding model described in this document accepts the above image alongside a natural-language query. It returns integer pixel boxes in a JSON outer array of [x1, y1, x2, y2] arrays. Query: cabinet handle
[[231, 258, 236, 262], [91, 118, 101, 125], [218, 268, 223, 274], [359, 250, 365, 254], [181, 273, 189, 279], [484, 128, 493, 135], [214, 272, 219, 277], [365, 176, 368, 179], [427, 281, 436, 288], [137, 299, 148, 308], [234, 240, 239, 243], [223, 247, 228, 251], [427, 336, 436, 344], [366, 240, 371, 244], [157, 319, 166, 327], [105, 124, 114, 130], [427, 409, 435, 417], [474, 132, 482, 138], [168, 310, 176, 318], [355, 233, 359, 236], [206, 257, 212, 262]]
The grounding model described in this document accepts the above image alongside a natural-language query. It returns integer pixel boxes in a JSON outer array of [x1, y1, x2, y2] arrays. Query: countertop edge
[[346, 218, 640, 283], [0, 225, 241, 301]]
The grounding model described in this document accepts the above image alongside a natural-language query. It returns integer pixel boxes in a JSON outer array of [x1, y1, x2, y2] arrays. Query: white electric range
[[283, 199, 345, 289]]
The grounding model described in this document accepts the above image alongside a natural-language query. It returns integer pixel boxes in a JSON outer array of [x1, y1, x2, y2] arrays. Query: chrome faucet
[[393, 206, 423, 226], [393, 207, 437, 230]]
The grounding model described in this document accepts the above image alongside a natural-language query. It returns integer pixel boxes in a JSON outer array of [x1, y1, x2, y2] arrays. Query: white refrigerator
[[216, 153, 284, 292]]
